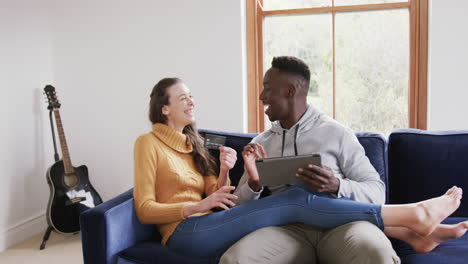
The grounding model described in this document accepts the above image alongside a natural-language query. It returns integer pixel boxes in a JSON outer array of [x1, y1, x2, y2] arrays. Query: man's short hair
[[271, 56, 310, 83]]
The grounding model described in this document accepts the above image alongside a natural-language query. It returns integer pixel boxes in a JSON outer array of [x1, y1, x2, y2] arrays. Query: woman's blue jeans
[[166, 184, 383, 258]]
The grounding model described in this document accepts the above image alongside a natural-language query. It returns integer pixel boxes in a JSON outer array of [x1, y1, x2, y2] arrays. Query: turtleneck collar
[[151, 123, 193, 153]]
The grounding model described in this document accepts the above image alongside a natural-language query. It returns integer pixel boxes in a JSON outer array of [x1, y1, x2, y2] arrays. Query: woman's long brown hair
[[149, 78, 218, 176]]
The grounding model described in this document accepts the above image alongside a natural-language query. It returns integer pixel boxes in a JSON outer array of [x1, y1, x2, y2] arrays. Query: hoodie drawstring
[[281, 125, 300, 157], [293, 125, 299, 156], [281, 131, 286, 157]]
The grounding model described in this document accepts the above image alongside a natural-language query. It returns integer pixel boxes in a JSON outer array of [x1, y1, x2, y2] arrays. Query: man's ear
[[287, 83, 297, 97], [162, 105, 170, 116]]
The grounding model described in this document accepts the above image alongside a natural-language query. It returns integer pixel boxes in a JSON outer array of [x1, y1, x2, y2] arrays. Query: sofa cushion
[[388, 129, 468, 217], [355, 132, 388, 200], [390, 217, 468, 264]]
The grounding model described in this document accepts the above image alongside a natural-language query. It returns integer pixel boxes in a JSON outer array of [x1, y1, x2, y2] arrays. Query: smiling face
[[259, 67, 291, 122], [162, 82, 195, 131]]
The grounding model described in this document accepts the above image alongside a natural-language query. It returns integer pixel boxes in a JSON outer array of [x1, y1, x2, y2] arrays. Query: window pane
[[263, 14, 333, 129], [335, 0, 408, 5], [335, 9, 409, 134], [263, 0, 331, 11]]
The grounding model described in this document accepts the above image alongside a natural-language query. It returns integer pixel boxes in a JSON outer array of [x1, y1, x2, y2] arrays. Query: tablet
[[256, 154, 322, 187]]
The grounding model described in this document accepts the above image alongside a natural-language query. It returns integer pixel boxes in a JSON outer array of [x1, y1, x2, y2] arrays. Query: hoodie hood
[[265, 104, 325, 157], [269, 104, 324, 135]]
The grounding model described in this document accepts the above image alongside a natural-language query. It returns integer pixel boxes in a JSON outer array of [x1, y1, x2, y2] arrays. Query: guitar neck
[[53, 109, 74, 174]]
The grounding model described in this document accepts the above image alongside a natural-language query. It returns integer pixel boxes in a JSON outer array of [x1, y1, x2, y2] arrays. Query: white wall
[[1, 0, 246, 251], [428, 0, 468, 130], [0, 0, 54, 251], [48, 0, 246, 201]]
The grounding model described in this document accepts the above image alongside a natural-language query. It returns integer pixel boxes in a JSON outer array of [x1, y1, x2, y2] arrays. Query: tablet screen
[[256, 154, 322, 187]]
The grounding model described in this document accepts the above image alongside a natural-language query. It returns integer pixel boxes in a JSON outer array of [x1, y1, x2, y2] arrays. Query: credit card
[[203, 134, 226, 150]]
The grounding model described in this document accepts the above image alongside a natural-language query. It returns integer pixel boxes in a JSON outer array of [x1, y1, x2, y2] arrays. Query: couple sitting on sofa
[[133, 56, 468, 264]]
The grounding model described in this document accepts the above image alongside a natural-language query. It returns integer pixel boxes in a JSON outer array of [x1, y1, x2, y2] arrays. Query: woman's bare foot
[[429, 221, 468, 242], [386, 221, 468, 253], [411, 186, 463, 236]]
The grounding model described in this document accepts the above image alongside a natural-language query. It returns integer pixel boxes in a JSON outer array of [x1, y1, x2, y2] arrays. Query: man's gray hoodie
[[234, 104, 386, 205]]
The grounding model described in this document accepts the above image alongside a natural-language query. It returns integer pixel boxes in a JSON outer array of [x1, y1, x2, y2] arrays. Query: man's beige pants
[[220, 221, 400, 264]]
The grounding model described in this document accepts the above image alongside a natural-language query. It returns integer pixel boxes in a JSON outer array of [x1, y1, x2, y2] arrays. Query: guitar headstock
[[44, 85, 61, 110]]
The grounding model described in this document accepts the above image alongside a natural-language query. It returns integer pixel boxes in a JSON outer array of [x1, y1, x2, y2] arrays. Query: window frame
[[246, 0, 428, 133]]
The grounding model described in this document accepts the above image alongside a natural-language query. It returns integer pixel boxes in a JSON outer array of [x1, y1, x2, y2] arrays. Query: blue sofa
[[80, 129, 468, 264]]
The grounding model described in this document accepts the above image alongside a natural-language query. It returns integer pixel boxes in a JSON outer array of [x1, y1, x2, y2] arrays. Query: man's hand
[[296, 164, 340, 194], [242, 143, 267, 192], [242, 143, 267, 165]]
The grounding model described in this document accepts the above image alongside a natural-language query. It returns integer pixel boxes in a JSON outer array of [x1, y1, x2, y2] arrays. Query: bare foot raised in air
[[412, 186, 463, 236], [383, 187, 463, 237]]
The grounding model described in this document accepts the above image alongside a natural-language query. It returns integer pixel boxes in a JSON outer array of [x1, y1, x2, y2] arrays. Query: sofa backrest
[[199, 130, 258, 187], [355, 132, 388, 200], [388, 129, 468, 217], [199, 129, 388, 199]]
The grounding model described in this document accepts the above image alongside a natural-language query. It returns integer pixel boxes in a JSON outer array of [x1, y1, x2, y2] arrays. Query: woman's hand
[[219, 146, 237, 173], [242, 143, 267, 192], [183, 186, 238, 217], [217, 146, 237, 188]]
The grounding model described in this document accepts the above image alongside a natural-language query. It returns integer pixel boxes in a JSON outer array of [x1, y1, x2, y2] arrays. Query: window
[[246, 0, 428, 134]]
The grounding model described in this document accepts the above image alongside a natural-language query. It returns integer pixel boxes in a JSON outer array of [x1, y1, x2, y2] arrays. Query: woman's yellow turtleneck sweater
[[133, 123, 228, 245]]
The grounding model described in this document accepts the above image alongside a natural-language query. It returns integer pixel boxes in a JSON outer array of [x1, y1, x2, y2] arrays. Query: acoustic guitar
[[44, 85, 103, 234]]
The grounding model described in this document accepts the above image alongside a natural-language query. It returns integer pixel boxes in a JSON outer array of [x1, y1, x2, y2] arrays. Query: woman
[[134, 77, 467, 258]]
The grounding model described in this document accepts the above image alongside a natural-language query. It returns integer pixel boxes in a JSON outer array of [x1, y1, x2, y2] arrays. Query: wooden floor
[[0, 231, 82, 264]]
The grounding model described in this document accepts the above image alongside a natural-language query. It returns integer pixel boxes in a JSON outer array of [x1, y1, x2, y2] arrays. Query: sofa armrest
[[80, 188, 157, 264]]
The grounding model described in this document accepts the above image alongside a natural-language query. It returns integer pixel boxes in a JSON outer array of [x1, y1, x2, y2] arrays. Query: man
[[220, 56, 400, 264]]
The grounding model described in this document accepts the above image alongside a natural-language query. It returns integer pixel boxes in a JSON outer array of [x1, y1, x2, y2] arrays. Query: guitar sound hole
[[64, 173, 79, 188]]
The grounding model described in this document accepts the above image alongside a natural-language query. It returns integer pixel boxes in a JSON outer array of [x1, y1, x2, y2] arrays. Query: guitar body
[[46, 160, 103, 233]]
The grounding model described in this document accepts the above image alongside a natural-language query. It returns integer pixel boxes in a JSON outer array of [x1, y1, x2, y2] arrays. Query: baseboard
[[0, 212, 48, 252]]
